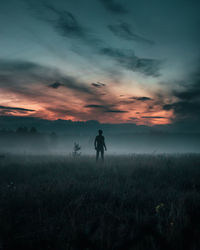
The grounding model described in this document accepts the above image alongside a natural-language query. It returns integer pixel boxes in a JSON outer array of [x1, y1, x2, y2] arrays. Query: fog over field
[[0, 117, 199, 155]]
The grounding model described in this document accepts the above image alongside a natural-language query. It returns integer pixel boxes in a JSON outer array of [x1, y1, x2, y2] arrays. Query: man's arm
[[94, 136, 97, 149]]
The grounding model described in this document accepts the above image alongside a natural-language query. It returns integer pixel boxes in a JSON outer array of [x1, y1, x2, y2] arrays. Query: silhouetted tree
[[30, 127, 37, 134], [73, 142, 81, 157], [16, 127, 28, 134]]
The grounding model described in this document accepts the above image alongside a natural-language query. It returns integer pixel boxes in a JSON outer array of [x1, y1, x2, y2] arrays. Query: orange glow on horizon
[[0, 83, 175, 126], [1, 107, 174, 126]]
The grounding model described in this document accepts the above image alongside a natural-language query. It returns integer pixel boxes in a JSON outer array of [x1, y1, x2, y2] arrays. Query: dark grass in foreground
[[0, 154, 200, 250]]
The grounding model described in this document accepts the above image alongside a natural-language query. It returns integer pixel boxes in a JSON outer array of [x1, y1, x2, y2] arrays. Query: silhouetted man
[[94, 130, 107, 162]]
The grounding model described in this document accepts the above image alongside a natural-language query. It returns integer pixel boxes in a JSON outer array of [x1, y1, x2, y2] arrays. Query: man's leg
[[96, 150, 99, 162], [101, 149, 104, 161]]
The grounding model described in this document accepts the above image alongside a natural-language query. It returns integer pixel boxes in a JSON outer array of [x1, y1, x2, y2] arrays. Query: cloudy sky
[[0, 0, 199, 125]]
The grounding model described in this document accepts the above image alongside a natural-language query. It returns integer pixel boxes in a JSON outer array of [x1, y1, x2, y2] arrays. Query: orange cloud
[[0, 83, 174, 125]]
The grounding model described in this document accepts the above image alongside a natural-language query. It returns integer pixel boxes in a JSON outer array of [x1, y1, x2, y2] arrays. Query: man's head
[[98, 129, 103, 135]]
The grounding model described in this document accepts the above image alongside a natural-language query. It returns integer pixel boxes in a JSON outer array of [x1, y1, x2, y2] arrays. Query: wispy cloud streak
[[108, 22, 155, 45]]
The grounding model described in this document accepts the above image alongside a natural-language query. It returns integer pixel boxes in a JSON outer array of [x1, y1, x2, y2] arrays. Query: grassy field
[[0, 154, 200, 250]]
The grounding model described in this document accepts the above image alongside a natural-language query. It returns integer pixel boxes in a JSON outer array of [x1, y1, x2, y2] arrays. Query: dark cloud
[[163, 102, 200, 118], [85, 104, 127, 113], [108, 22, 155, 45], [100, 48, 161, 76], [33, 3, 102, 47], [0, 59, 122, 120], [163, 67, 200, 121], [44, 4, 87, 39], [85, 104, 106, 108], [48, 82, 63, 89], [104, 110, 128, 113], [163, 104, 174, 111], [0, 60, 40, 72], [0, 59, 93, 95], [31, 3, 160, 79], [141, 116, 165, 119], [130, 96, 153, 101], [60, 77, 93, 94], [0, 59, 56, 87], [91, 82, 106, 88], [0, 106, 35, 112], [99, 0, 128, 14], [0, 60, 51, 86], [0, 105, 35, 116], [174, 84, 200, 101]]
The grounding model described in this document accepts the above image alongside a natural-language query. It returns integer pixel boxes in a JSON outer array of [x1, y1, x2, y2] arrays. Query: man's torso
[[96, 135, 104, 150]]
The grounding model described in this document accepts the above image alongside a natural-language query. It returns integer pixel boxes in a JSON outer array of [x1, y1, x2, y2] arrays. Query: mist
[[0, 130, 199, 155]]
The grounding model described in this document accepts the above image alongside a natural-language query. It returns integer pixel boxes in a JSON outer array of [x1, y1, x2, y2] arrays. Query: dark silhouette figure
[[94, 130, 107, 162]]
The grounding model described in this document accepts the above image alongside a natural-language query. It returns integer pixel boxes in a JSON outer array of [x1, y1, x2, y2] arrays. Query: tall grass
[[0, 154, 200, 250]]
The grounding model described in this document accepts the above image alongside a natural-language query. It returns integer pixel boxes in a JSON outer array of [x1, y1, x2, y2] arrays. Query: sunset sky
[[0, 0, 199, 125]]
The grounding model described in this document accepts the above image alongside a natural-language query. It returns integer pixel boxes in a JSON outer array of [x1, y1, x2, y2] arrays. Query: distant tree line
[[0, 127, 57, 137], [16, 126, 38, 134], [0, 127, 58, 153]]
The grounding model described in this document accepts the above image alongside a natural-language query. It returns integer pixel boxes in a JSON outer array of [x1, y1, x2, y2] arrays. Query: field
[[0, 154, 200, 250]]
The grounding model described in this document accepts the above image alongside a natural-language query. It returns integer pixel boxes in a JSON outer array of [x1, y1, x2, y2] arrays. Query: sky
[[0, 0, 199, 126]]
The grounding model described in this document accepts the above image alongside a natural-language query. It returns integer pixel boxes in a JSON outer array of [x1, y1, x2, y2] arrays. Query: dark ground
[[0, 154, 200, 250]]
